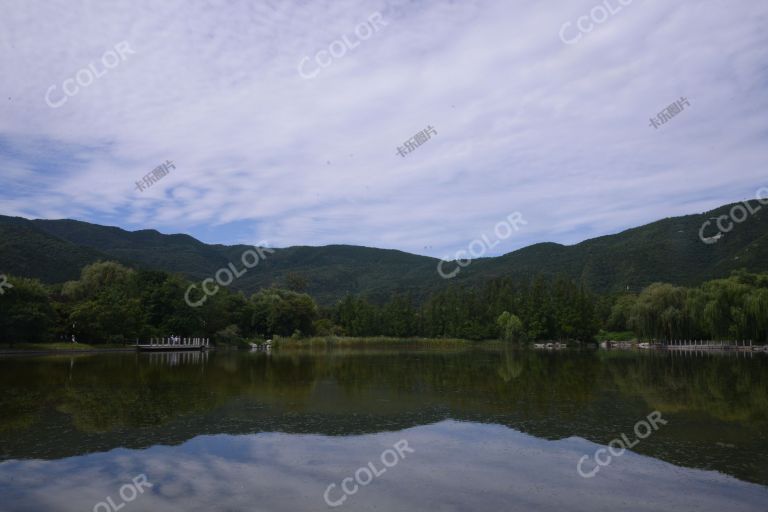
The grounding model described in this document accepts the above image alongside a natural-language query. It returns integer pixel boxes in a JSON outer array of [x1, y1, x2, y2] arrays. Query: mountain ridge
[[1, 199, 766, 304]]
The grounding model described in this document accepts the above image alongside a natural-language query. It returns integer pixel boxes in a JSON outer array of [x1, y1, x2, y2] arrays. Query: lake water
[[0, 347, 766, 511]]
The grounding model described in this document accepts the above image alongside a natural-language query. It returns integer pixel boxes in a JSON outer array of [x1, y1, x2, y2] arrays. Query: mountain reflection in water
[[0, 348, 766, 511]]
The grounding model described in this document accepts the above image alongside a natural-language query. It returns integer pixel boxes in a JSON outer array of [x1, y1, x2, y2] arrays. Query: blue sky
[[1, 0, 767, 259]]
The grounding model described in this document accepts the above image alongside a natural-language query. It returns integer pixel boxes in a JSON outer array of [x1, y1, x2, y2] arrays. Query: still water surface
[[0, 347, 766, 511]]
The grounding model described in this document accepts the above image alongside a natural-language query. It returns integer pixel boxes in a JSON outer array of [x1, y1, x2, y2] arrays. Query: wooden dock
[[598, 340, 768, 353], [136, 337, 210, 351], [663, 340, 767, 352]]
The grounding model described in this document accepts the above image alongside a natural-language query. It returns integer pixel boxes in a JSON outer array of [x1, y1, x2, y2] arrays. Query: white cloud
[[3, 421, 767, 511], [0, 0, 767, 256]]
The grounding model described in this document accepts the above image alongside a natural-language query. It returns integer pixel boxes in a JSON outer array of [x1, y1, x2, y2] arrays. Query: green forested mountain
[[458, 200, 768, 293], [1, 200, 766, 304], [0, 216, 444, 304], [0, 216, 109, 283]]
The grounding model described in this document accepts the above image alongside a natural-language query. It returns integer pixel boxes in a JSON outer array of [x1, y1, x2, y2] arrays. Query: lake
[[0, 347, 766, 511]]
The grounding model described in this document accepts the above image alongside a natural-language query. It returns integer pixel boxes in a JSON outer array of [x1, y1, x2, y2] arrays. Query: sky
[[0, 0, 767, 259]]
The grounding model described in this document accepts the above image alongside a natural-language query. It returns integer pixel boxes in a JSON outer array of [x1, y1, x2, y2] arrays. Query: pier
[[597, 339, 768, 354], [663, 340, 767, 352], [136, 337, 210, 351]]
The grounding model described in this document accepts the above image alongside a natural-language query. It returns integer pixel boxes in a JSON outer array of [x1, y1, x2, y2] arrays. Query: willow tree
[[497, 311, 524, 342]]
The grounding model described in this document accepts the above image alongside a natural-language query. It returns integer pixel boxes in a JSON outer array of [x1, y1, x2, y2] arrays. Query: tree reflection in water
[[0, 348, 766, 485]]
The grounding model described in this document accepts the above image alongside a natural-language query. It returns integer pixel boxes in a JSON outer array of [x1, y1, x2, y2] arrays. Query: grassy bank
[[595, 330, 637, 342], [0, 342, 133, 353]]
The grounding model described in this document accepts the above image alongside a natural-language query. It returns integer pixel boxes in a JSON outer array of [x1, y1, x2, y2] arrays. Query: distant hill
[[0, 216, 444, 304], [1, 200, 766, 304], [0, 216, 109, 283], [451, 200, 768, 293]]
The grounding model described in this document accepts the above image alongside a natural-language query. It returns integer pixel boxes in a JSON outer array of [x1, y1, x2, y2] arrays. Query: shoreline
[[0, 347, 137, 356], [272, 336, 475, 348]]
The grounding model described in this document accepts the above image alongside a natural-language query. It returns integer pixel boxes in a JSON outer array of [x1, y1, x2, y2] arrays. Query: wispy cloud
[[1, 0, 767, 256]]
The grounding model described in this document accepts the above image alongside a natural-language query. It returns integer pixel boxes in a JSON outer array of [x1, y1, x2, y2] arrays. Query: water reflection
[[145, 350, 210, 367], [0, 348, 766, 489], [1, 421, 767, 512]]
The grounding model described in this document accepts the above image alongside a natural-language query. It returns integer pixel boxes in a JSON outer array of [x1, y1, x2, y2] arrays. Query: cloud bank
[[1, 0, 767, 258]]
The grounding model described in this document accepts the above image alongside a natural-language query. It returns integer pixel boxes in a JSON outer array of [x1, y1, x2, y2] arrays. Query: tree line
[[1, 261, 767, 344], [604, 270, 768, 342]]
